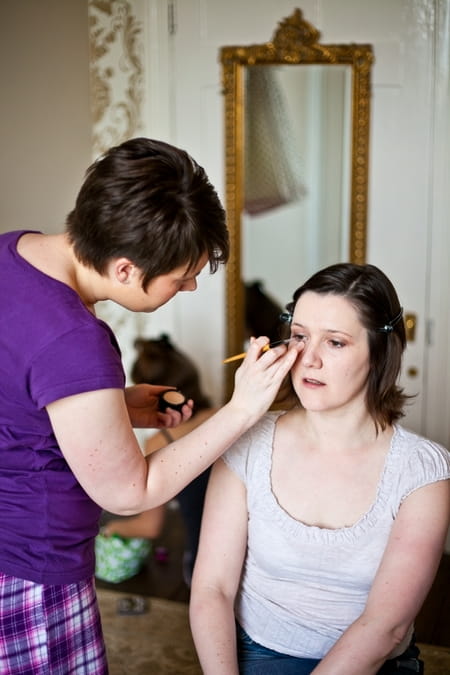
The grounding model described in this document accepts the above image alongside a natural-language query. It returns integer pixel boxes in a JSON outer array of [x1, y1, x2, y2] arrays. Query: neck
[[299, 406, 382, 453], [62, 236, 103, 310]]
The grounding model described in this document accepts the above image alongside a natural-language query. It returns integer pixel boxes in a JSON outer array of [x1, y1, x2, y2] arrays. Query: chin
[[297, 394, 330, 413]]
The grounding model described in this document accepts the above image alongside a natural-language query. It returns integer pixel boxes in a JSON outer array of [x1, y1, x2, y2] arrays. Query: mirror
[[220, 9, 373, 398]]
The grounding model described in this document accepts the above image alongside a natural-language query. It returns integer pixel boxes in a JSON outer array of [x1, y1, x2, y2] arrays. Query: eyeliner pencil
[[223, 338, 293, 364]]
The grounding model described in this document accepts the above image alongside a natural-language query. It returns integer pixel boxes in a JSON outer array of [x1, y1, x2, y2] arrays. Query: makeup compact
[[158, 389, 187, 413]]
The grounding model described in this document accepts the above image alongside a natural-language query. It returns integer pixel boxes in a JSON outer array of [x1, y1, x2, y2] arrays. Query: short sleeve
[[29, 322, 125, 409], [222, 427, 253, 482], [400, 435, 450, 502], [222, 412, 281, 483]]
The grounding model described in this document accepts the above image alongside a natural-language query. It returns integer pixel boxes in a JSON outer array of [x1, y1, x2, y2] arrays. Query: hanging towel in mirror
[[244, 67, 307, 215]]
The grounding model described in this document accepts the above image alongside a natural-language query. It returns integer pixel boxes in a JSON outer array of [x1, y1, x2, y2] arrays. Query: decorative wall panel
[[88, 0, 145, 157]]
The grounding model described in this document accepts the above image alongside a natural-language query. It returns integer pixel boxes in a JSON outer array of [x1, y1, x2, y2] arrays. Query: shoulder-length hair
[[282, 263, 409, 430]]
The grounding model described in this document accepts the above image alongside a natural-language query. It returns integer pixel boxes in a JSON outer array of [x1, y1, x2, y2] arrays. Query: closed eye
[[291, 334, 308, 343], [329, 339, 345, 348]]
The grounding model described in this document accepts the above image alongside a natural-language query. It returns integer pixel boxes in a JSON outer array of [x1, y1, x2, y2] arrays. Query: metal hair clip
[[279, 311, 293, 324], [376, 307, 403, 333]]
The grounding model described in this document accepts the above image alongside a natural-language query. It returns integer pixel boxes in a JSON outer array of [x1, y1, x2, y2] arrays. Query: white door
[[155, 0, 449, 446]]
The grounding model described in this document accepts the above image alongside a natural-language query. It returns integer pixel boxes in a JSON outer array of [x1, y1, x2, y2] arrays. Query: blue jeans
[[237, 625, 320, 675], [236, 625, 424, 675]]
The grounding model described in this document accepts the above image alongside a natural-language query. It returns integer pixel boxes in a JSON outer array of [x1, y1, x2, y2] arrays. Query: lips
[[303, 377, 324, 386]]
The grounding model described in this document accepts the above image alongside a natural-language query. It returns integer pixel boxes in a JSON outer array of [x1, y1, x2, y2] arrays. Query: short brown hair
[[66, 138, 228, 288]]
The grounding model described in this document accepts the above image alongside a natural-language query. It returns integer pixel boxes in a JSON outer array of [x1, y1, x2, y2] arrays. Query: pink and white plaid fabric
[[0, 573, 107, 674]]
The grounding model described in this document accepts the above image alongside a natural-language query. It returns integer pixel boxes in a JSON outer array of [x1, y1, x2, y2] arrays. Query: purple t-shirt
[[0, 230, 125, 584]]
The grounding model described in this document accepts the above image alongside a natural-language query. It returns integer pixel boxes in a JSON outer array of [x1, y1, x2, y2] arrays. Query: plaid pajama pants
[[0, 573, 108, 674]]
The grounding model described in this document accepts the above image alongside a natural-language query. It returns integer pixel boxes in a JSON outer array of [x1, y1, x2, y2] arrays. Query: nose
[[182, 279, 197, 292], [301, 340, 322, 368]]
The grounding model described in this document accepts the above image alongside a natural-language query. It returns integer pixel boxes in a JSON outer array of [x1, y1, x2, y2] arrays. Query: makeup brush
[[223, 338, 294, 364]]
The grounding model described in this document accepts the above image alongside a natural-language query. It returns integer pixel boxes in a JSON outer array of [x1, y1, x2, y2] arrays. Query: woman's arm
[[100, 411, 217, 537], [46, 337, 301, 514], [312, 479, 450, 675], [100, 506, 166, 539], [190, 459, 248, 675]]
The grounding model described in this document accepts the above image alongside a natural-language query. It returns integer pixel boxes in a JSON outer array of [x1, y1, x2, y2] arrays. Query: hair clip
[[376, 307, 403, 333], [279, 311, 293, 324]]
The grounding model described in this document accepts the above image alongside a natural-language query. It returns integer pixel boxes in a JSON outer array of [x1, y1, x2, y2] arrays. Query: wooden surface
[[417, 643, 450, 674], [98, 588, 201, 675], [415, 554, 450, 647]]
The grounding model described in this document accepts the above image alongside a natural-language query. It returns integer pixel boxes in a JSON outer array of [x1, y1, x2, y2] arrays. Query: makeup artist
[[0, 137, 300, 674]]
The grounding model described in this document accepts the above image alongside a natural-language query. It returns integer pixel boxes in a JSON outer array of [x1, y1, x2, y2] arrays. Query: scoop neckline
[[263, 411, 399, 538]]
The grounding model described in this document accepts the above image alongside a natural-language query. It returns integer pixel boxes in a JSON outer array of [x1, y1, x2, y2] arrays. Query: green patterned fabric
[[95, 533, 152, 583]]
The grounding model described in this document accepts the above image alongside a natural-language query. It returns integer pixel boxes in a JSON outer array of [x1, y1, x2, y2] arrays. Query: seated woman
[[190, 262, 450, 675], [99, 334, 218, 585]]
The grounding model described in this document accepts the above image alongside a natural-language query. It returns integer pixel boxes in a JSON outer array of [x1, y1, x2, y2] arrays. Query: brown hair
[[66, 138, 229, 288], [281, 263, 409, 430], [131, 334, 211, 411]]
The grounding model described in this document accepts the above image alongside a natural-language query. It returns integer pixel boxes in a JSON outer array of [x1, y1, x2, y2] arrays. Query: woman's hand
[[229, 336, 303, 425], [124, 383, 194, 429]]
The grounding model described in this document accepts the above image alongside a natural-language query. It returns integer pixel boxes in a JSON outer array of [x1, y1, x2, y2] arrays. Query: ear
[[114, 258, 137, 285]]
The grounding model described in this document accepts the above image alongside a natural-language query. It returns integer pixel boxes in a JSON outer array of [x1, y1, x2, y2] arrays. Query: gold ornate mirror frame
[[220, 9, 373, 399]]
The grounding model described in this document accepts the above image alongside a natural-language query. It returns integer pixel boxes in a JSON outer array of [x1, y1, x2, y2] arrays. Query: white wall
[[0, 0, 92, 234]]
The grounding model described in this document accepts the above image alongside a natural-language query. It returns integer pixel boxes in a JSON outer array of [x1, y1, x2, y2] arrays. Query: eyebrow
[[291, 322, 353, 338]]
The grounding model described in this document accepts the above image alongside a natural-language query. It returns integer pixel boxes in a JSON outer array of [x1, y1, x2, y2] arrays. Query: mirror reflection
[[243, 63, 352, 308], [220, 9, 373, 398]]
